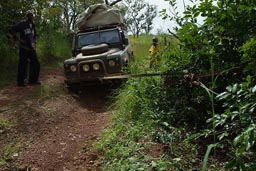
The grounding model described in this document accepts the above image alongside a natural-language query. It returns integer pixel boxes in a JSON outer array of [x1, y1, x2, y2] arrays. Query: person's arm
[[9, 21, 22, 41], [33, 22, 37, 40]]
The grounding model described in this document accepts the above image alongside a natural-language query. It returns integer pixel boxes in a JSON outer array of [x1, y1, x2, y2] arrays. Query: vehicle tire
[[65, 82, 81, 93], [110, 79, 127, 89], [81, 43, 109, 56]]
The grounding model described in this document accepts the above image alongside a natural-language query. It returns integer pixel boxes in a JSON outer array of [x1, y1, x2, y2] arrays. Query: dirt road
[[0, 68, 111, 171]]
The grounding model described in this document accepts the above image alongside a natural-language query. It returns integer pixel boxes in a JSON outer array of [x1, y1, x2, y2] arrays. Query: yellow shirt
[[149, 45, 158, 55]]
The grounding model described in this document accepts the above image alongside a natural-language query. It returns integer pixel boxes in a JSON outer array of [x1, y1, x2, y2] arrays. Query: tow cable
[[102, 72, 165, 80], [102, 66, 242, 95]]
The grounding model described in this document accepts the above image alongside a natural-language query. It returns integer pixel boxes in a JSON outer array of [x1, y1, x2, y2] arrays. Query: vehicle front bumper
[[64, 73, 129, 86]]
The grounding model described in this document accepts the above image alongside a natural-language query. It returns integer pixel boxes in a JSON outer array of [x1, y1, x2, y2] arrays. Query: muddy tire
[[64, 82, 81, 93], [81, 43, 109, 56]]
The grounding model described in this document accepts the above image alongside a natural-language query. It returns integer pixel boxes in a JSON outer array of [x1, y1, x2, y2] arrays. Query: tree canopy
[[0, 0, 103, 64], [120, 0, 157, 37]]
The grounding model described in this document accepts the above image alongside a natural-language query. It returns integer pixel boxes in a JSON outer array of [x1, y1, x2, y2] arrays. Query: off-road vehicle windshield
[[77, 29, 121, 48]]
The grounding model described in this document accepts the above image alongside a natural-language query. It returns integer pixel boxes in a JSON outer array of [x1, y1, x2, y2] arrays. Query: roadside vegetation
[[95, 1, 256, 171]]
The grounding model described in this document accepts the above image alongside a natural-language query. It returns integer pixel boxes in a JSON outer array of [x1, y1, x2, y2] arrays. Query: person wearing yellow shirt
[[149, 37, 160, 68]]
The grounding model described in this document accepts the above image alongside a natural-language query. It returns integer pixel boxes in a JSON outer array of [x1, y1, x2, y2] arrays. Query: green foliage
[[102, 0, 256, 170], [111, 77, 164, 121], [130, 34, 177, 74], [129, 35, 152, 60], [241, 37, 256, 74], [37, 31, 72, 63], [0, 118, 9, 130], [95, 32, 206, 169], [0, 33, 18, 86], [0, 1, 23, 86], [202, 143, 218, 171], [158, 0, 256, 169], [96, 118, 162, 171], [1, 0, 256, 170], [97, 84, 199, 170], [0, 143, 20, 164], [207, 83, 256, 170]]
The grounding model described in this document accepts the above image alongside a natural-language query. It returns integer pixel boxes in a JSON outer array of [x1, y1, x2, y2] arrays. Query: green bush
[[37, 32, 71, 64], [105, 0, 256, 170], [0, 32, 19, 86], [97, 78, 201, 170], [206, 82, 256, 170]]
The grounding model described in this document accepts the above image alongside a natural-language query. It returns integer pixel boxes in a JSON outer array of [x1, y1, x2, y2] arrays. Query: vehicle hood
[[64, 48, 122, 63]]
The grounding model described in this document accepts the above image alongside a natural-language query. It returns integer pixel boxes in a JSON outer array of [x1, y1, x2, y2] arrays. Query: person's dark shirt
[[10, 19, 36, 50]]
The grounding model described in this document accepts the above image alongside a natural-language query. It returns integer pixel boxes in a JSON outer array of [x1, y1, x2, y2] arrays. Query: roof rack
[[77, 23, 126, 33]]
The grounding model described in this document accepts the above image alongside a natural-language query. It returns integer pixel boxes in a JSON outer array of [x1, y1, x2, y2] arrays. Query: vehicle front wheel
[[65, 82, 81, 93]]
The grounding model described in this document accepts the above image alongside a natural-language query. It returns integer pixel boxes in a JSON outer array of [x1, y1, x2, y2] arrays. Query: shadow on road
[[67, 84, 119, 113]]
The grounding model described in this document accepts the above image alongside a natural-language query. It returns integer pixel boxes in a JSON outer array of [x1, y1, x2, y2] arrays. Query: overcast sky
[[144, 0, 197, 34]]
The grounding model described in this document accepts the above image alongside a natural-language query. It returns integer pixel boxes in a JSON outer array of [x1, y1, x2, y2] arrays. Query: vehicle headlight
[[70, 65, 77, 72], [108, 60, 116, 67], [82, 64, 90, 72], [93, 63, 100, 70]]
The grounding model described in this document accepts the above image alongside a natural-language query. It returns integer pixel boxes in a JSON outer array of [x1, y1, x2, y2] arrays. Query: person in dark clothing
[[10, 10, 40, 87]]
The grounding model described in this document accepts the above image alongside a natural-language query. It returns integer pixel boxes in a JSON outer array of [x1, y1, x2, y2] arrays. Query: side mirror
[[124, 38, 129, 45], [120, 31, 128, 45]]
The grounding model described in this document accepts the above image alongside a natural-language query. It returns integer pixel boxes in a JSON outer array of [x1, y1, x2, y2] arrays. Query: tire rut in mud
[[0, 68, 112, 171]]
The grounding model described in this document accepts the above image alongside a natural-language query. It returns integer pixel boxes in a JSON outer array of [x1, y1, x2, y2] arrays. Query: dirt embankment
[[0, 68, 112, 171]]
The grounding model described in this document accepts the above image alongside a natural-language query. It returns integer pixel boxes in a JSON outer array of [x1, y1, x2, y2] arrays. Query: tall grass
[[96, 77, 174, 171], [130, 34, 174, 62], [129, 34, 152, 61], [0, 33, 20, 86], [129, 34, 174, 74], [37, 32, 71, 67]]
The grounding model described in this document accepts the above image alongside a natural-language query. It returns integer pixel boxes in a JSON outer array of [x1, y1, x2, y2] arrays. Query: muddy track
[[0, 68, 112, 171]]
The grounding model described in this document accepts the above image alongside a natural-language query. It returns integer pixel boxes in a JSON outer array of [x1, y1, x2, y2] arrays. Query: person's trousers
[[17, 48, 40, 84]]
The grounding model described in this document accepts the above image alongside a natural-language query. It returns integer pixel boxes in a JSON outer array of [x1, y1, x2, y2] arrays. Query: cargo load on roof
[[77, 4, 124, 30]]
